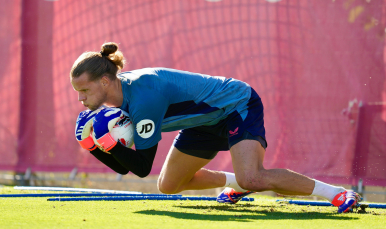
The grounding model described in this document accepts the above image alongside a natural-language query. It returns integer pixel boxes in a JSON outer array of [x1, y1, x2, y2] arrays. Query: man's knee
[[157, 178, 180, 194], [236, 169, 271, 192]]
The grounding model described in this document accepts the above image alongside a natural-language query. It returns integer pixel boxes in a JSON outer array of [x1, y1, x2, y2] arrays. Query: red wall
[[1, 0, 386, 186]]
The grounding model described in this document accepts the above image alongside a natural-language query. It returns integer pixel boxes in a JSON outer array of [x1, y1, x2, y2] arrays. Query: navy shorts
[[173, 88, 267, 159]]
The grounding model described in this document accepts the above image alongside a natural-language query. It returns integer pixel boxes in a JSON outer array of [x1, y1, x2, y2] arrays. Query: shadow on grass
[[135, 208, 359, 222], [177, 204, 274, 213]]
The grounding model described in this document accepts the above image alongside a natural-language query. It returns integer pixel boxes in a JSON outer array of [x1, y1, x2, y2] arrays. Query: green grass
[[0, 186, 385, 229]]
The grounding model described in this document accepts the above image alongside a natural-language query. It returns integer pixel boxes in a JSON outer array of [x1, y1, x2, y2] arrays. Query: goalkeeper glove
[[92, 107, 123, 152], [75, 106, 105, 151]]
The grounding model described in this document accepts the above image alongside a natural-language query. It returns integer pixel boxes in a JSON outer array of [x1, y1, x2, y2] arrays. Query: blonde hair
[[70, 42, 126, 81]]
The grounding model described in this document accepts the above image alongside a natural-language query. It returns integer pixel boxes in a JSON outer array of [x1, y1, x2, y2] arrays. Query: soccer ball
[[92, 110, 135, 152]]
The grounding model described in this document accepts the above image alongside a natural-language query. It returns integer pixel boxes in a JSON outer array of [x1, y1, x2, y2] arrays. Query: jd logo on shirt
[[136, 119, 155, 139], [139, 123, 152, 134]]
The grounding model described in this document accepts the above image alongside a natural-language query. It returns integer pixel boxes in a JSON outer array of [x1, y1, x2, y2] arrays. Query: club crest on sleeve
[[136, 119, 155, 138]]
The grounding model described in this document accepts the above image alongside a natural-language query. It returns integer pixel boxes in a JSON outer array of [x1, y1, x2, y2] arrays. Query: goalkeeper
[[71, 42, 360, 213]]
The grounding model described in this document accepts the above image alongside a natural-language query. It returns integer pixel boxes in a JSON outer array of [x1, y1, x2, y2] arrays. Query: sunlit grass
[[0, 186, 385, 229]]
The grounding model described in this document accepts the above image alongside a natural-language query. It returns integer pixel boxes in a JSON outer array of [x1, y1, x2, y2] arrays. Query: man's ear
[[100, 76, 110, 87]]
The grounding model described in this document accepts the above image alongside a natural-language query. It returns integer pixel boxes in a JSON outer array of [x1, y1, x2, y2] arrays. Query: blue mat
[[48, 196, 255, 202], [0, 193, 181, 198], [277, 199, 386, 209]]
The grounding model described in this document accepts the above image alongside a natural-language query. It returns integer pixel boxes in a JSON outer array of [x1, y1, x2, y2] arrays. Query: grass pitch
[[0, 186, 385, 229]]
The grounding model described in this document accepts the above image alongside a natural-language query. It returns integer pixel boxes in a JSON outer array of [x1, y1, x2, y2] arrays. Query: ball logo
[[136, 119, 155, 139], [115, 116, 130, 127]]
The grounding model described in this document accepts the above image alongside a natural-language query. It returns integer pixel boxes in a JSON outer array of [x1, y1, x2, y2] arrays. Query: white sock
[[311, 179, 345, 202], [222, 172, 247, 192]]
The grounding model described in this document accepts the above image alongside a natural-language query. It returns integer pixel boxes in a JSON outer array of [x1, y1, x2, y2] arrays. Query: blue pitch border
[[277, 199, 386, 209], [47, 196, 255, 202], [0, 193, 182, 198]]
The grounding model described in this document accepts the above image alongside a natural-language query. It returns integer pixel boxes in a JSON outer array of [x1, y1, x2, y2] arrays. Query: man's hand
[[92, 107, 123, 152], [75, 106, 105, 151]]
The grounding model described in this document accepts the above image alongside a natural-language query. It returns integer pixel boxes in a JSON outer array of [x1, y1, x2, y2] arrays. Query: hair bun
[[100, 42, 119, 56], [100, 42, 125, 70]]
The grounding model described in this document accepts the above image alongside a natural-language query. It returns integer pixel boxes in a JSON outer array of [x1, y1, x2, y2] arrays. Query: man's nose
[[78, 92, 86, 101]]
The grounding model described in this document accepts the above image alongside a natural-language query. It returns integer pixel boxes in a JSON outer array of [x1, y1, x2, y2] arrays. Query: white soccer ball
[[92, 110, 135, 152]]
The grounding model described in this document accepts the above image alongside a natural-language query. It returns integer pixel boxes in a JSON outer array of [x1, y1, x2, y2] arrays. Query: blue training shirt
[[119, 68, 252, 150]]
